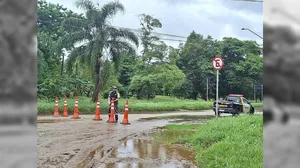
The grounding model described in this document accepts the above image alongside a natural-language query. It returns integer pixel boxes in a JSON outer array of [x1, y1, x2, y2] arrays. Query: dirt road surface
[[38, 110, 262, 168]]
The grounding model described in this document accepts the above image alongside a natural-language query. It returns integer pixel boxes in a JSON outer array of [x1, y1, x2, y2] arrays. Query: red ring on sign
[[212, 56, 224, 71]]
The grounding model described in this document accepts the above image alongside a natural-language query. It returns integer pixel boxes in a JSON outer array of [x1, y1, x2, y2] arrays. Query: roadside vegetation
[[154, 115, 263, 168], [37, 0, 263, 106], [38, 96, 262, 115]]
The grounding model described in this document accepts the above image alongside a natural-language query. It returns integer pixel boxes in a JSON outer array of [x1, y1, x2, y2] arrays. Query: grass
[[154, 115, 263, 168], [38, 96, 263, 115], [139, 114, 215, 121]]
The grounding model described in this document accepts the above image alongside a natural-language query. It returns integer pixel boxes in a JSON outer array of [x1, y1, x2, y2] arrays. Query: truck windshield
[[225, 96, 239, 102]]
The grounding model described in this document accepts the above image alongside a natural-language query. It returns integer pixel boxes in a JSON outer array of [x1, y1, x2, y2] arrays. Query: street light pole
[[241, 28, 263, 39]]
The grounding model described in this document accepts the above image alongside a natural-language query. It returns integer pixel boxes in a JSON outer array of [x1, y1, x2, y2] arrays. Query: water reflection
[[105, 138, 197, 168]]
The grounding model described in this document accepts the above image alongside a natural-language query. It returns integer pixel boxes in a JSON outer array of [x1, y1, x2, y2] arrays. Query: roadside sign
[[212, 56, 224, 119], [253, 83, 263, 102], [212, 56, 224, 71], [254, 83, 263, 90]]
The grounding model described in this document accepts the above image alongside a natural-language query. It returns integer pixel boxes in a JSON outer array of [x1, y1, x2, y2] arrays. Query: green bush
[[154, 115, 263, 168], [38, 96, 263, 115]]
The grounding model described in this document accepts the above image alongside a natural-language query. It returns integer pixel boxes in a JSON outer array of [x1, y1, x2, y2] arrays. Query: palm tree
[[61, 0, 139, 101]]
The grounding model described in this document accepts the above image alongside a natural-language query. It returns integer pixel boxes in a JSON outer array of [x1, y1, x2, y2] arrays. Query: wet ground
[[0, 103, 37, 168], [80, 131, 198, 168], [264, 104, 300, 168], [37, 110, 263, 168], [0, 126, 36, 168]]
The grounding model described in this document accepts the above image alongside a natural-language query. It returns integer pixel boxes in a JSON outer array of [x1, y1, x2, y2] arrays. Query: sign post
[[253, 83, 263, 102], [212, 56, 224, 118]]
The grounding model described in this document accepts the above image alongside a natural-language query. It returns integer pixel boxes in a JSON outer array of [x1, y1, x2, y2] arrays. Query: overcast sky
[[46, 0, 263, 51], [264, 0, 300, 32]]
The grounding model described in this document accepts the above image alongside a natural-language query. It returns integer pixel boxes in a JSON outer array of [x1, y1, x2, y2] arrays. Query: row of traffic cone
[[53, 97, 130, 124], [53, 96, 80, 119], [99, 98, 130, 125]]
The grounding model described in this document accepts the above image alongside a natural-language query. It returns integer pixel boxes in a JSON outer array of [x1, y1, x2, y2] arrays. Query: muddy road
[[38, 111, 262, 168]]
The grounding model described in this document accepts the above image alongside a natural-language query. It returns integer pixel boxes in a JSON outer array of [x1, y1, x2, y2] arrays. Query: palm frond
[[66, 45, 88, 72], [108, 47, 120, 71], [109, 40, 136, 56], [75, 0, 95, 11], [62, 17, 90, 32], [100, 1, 125, 21], [107, 27, 139, 47], [60, 30, 92, 51]]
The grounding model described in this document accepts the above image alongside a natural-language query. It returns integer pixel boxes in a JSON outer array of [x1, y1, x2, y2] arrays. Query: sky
[[46, 0, 263, 52], [264, 0, 300, 32]]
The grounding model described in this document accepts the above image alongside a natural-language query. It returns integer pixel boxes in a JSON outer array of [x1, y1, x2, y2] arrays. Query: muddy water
[[89, 132, 198, 168]]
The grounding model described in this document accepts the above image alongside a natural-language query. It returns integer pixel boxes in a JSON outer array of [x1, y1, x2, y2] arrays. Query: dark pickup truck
[[213, 94, 255, 116]]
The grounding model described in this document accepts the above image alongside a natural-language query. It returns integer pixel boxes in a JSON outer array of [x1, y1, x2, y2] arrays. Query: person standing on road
[[107, 86, 120, 122], [95, 55, 102, 88]]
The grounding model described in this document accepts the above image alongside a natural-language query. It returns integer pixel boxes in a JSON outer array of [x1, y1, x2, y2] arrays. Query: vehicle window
[[243, 98, 249, 104], [226, 96, 240, 103]]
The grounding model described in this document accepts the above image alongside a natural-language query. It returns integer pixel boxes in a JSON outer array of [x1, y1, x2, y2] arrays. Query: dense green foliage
[[264, 23, 300, 103], [37, 0, 263, 102], [37, 96, 262, 114], [154, 115, 263, 168]]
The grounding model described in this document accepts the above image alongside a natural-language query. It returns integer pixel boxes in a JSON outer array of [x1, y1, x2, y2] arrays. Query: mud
[[37, 119, 69, 123], [1, 125, 36, 168], [89, 131, 198, 168], [37, 111, 212, 168]]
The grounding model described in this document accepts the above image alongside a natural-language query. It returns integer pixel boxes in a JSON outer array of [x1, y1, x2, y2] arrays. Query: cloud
[[46, 0, 263, 47], [264, 0, 300, 31]]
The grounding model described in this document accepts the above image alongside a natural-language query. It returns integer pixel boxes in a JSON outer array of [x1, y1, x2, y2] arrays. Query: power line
[[160, 38, 186, 42], [112, 25, 188, 39]]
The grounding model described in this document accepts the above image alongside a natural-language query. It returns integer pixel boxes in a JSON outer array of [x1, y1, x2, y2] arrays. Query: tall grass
[[154, 115, 263, 168], [38, 96, 263, 115]]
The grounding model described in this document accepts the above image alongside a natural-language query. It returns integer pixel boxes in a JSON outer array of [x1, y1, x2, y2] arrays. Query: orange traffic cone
[[71, 96, 81, 119], [53, 97, 59, 117], [107, 98, 117, 123], [62, 96, 69, 117], [121, 100, 131, 125], [93, 98, 103, 121]]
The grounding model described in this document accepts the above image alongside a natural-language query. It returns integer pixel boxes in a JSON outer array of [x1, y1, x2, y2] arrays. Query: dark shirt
[[109, 91, 119, 102], [95, 62, 100, 74]]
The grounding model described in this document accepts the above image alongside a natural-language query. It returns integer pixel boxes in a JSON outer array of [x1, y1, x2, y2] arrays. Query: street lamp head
[[241, 28, 246, 30]]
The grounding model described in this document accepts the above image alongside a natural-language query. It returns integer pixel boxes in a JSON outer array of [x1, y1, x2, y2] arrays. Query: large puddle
[[89, 133, 198, 168]]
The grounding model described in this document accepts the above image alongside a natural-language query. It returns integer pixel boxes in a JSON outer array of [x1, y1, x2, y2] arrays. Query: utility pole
[[241, 28, 263, 39], [206, 77, 209, 101], [253, 84, 256, 102]]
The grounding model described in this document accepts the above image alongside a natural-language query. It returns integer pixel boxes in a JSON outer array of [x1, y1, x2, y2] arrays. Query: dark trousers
[[108, 101, 118, 121]]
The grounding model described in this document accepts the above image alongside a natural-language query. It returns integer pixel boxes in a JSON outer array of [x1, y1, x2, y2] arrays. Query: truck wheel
[[215, 111, 221, 116], [250, 107, 255, 114], [233, 107, 241, 116]]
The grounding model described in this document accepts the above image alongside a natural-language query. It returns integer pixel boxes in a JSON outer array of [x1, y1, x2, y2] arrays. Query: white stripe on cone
[[64, 104, 67, 106], [96, 106, 100, 108], [75, 104, 78, 106], [125, 108, 128, 111]]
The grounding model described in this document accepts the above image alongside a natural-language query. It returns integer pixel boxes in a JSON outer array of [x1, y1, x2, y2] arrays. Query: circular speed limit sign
[[212, 56, 224, 71]]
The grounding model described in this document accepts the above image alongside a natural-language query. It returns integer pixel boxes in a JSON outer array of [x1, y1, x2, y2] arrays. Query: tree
[[139, 14, 162, 55], [218, 38, 262, 98], [62, 0, 139, 70], [37, 0, 84, 78], [177, 32, 218, 99], [61, 0, 139, 101]]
